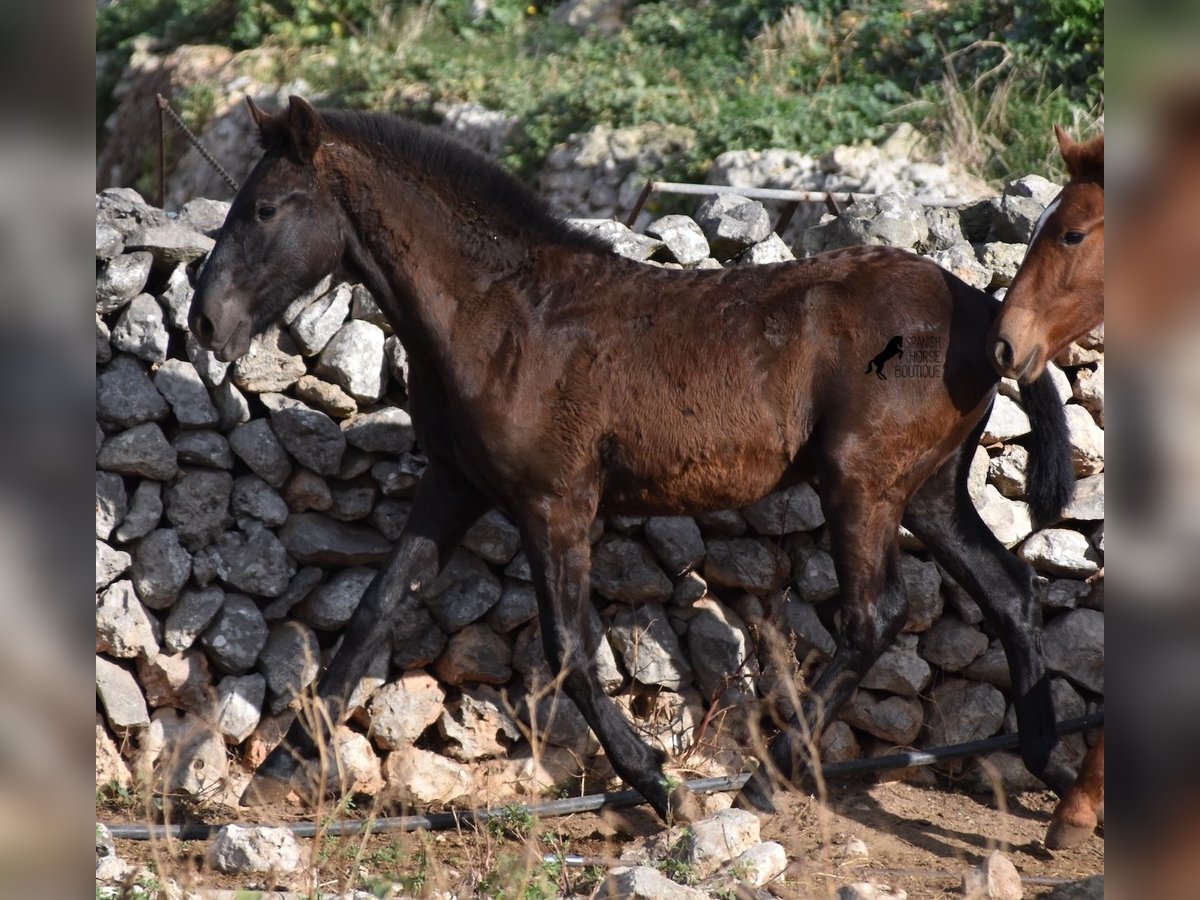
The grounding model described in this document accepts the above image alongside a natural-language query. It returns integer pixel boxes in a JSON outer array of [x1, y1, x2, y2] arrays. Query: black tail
[[1020, 373, 1075, 525]]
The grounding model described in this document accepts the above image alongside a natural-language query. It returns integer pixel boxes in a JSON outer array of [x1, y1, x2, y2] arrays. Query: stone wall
[[95, 177, 1103, 812]]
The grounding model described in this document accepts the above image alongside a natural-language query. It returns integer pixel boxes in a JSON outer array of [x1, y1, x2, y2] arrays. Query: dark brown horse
[[191, 96, 1076, 822], [992, 128, 1105, 851]]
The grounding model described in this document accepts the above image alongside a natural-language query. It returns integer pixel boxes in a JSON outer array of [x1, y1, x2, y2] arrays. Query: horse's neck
[[340, 171, 560, 390]]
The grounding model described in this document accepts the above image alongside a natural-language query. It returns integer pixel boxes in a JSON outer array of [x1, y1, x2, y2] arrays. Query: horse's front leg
[[519, 490, 701, 825], [242, 461, 488, 805]]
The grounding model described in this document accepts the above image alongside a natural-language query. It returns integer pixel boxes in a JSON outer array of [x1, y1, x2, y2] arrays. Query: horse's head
[[990, 126, 1104, 382], [190, 96, 348, 362]]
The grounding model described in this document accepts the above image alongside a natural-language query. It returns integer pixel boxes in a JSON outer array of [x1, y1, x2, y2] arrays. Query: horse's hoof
[[1045, 818, 1097, 850], [666, 782, 702, 826], [732, 773, 777, 819]]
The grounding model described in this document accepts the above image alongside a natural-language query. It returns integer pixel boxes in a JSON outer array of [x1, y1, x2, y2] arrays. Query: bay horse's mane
[[312, 107, 614, 255]]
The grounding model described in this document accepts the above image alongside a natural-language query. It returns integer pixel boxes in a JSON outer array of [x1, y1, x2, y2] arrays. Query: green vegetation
[[97, 0, 1102, 185]]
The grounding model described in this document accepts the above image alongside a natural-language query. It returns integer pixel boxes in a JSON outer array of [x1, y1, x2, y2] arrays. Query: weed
[[487, 803, 536, 841]]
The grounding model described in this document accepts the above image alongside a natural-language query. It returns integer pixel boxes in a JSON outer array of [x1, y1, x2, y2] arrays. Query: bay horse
[[191, 96, 1076, 822], [990, 126, 1104, 850]]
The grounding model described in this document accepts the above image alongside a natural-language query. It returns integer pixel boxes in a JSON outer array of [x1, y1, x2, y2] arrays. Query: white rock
[[683, 808, 762, 877], [206, 824, 302, 874], [962, 849, 1023, 899]]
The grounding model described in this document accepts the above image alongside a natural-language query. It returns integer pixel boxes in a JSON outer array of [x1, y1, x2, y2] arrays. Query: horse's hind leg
[[1046, 730, 1104, 849], [519, 492, 699, 824], [244, 461, 488, 804], [902, 438, 1074, 795], [737, 468, 909, 813]]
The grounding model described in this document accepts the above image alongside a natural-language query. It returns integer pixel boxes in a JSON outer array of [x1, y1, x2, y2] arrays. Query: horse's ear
[[285, 95, 323, 165], [1056, 124, 1103, 183], [247, 96, 289, 153]]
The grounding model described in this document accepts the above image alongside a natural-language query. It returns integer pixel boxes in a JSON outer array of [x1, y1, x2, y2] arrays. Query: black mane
[[318, 108, 612, 254]]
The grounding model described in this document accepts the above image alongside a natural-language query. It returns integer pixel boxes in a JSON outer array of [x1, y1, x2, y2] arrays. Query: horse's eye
[[1062, 230, 1086, 245], [257, 204, 277, 222]]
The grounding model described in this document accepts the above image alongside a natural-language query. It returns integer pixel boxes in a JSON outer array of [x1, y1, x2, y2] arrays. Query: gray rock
[[214, 673, 265, 742], [672, 570, 708, 604], [806, 193, 929, 252], [929, 243, 992, 290], [282, 467, 333, 513], [96, 354, 168, 428], [1073, 361, 1103, 425], [920, 616, 989, 672], [206, 824, 301, 875], [842, 691, 923, 744], [781, 596, 836, 658], [924, 206, 965, 251], [963, 640, 1011, 690], [438, 685, 522, 761], [131, 529, 192, 609], [96, 315, 112, 363], [96, 655, 150, 730], [1018, 529, 1100, 578], [642, 516, 705, 576], [646, 214, 710, 266], [200, 594, 269, 674], [96, 471, 127, 541], [163, 585, 225, 653], [384, 335, 409, 390], [988, 444, 1029, 499], [109, 293, 170, 363], [1062, 474, 1104, 523], [793, 547, 839, 602], [289, 282, 351, 355], [926, 679, 1006, 745], [261, 566, 323, 620], [113, 481, 163, 543], [595, 866, 711, 900], [368, 671, 446, 749], [976, 242, 1027, 289], [96, 579, 160, 659], [341, 407, 416, 453], [704, 537, 782, 593], [591, 534, 673, 602], [744, 483, 824, 535], [422, 550, 502, 632], [1004, 173, 1060, 207], [96, 422, 179, 481], [257, 621, 321, 713], [96, 539, 132, 590], [695, 508, 748, 536], [212, 378, 251, 429], [351, 283, 390, 330], [1065, 404, 1104, 476], [969, 445, 990, 502], [609, 605, 692, 689], [991, 192, 1046, 243], [962, 850, 1022, 900], [902, 555, 943, 632], [125, 222, 214, 265], [96, 221, 124, 260], [158, 263, 195, 332], [695, 194, 772, 260], [96, 252, 153, 313], [293, 374, 357, 419], [743, 232, 795, 264], [231, 328, 307, 394], [137, 649, 213, 712], [1043, 608, 1104, 692], [231, 475, 289, 527], [153, 359, 219, 427], [259, 392, 346, 476], [165, 468, 233, 549], [486, 580, 539, 633], [686, 597, 755, 701], [981, 394, 1030, 444], [1044, 876, 1104, 900], [975, 485, 1034, 549], [682, 808, 762, 878], [211, 524, 294, 597], [278, 513, 392, 565], [327, 477, 376, 521], [178, 197, 230, 234], [371, 454, 425, 497], [228, 419, 292, 487], [315, 319, 387, 403], [505, 550, 532, 582], [862, 633, 931, 696], [174, 429, 234, 469], [370, 497, 410, 541], [567, 218, 664, 261], [299, 567, 375, 631], [432, 623, 513, 685], [462, 509, 521, 564]]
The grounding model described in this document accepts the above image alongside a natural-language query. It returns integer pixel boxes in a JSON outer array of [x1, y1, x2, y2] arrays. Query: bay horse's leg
[[901, 436, 1075, 796], [243, 462, 489, 805], [520, 493, 701, 824], [1045, 730, 1104, 849], [737, 471, 909, 813]]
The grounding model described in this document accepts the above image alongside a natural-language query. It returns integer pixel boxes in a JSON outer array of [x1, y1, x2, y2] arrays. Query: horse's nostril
[[192, 313, 215, 344], [993, 339, 1014, 372]]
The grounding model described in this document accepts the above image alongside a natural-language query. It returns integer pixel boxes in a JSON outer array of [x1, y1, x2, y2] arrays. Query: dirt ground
[[102, 772, 1103, 898]]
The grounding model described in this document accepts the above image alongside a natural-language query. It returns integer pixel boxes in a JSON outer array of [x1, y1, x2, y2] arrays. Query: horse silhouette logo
[[866, 335, 904, 380]]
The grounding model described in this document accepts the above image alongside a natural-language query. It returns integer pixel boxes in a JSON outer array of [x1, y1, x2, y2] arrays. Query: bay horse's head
[[190, 96, 347, 362], [990, 126, 1104, 382]]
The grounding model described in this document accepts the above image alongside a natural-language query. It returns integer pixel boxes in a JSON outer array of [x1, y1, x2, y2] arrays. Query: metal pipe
[[105, 712, 1101, 841]]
